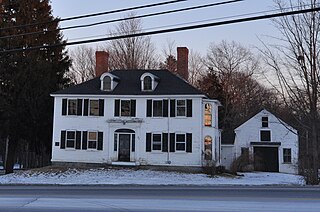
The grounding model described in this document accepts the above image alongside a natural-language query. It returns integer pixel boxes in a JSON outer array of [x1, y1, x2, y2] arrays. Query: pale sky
[[50, 0, 279, 55]]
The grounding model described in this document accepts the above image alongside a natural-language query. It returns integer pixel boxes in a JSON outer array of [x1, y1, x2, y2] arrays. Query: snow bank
[[0, 168, 305, 185]]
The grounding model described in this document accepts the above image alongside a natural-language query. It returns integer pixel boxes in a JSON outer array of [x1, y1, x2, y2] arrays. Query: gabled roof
[[52, 69, 205, 96], [235, 109, 297, 132]]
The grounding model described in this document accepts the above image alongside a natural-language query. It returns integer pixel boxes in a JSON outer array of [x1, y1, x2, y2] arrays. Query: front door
[[118, 134, 131, 162]]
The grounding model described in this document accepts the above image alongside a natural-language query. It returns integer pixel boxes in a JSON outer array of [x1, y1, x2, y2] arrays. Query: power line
[[1, 7, 319, 54], [0, 0, 187, 31], [0, 0, 244, 40]]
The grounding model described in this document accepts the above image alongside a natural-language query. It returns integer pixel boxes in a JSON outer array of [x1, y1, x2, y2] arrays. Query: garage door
[[253, 147, 279, 172]]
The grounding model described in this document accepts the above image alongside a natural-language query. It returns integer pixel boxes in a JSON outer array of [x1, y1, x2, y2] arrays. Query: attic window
[[103, 76, 111, 91], [143, 76, 152, 91]]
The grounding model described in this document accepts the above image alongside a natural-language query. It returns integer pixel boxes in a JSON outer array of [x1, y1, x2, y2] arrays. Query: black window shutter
[[83, 99, 89, 116], [169, 133, 175, 152], [115, 99, 120, 117], [132, 134, 135, 152], [163, 100, 168, 117], [97, 132, 103, 150], [99, 99, 104, 116], [170, 100, 176, 117], [60, 131, 66, 149], [82, 131, 88, 150], [162, 133, 168, 152], [75, 131, 81, 149], [131, 100, 136, 117], [62, 99, 67, 116], [77, 99, 82, 116], [146, 133, 151, 152], [146, 99, 152, 117], [187, 99, 192, 117], [186, 133, 192, 153]]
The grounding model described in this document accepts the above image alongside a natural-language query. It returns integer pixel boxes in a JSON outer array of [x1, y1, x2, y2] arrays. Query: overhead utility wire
[[69, 3, 314, 42], [0, 0, 244, 40], [1, 7, 319, 54], [0, 0, 187, 31]]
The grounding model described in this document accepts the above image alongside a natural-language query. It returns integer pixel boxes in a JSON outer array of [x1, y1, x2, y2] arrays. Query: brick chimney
[[177, 47, 189, 80], [95, 51, 109, 77]]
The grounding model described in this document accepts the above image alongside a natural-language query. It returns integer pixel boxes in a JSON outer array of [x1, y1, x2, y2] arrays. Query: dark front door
[[118, 134, 131, 162], [254, 147, 279, 172]]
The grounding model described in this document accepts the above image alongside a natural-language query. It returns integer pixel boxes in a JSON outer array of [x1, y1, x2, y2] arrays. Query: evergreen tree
[[0, 0, 71, 174]]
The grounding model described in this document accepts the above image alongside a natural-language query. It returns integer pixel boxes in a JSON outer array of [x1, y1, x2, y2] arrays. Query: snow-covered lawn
[[0, 167, 305, 185]]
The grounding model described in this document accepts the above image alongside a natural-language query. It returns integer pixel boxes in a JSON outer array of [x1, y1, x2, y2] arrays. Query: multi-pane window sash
[[152, 134, 162, 151], [89, 100, 99, 116], [66, 131, 76, 148], [204, 103, 212, 126], [153, 100, 163, 117], [121, 100, 131, 117], [68, 99, 77, 115], [88, 132, 97, 149], [176, 100, 186, 117], [283, 148, 292, 163], [262, 117, 269, 128], [143, 76, 152, 91], [176, 134, 186, 151], [103, 76, 111, 91]]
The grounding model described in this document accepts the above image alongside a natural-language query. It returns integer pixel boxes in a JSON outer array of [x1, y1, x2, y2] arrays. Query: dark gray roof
[[52, 69, 205, 96]]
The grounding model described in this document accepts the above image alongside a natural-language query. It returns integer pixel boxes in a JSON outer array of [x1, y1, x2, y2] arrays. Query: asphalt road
[[0, 185, 320, 211]]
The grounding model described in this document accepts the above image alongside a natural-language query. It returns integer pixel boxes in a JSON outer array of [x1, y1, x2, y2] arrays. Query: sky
[[50, 0, 280, 55]]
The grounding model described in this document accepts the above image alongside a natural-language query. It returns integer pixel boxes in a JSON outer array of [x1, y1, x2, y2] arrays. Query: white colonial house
[[51, 48, 221, 168], [221, 109, 299, 174]]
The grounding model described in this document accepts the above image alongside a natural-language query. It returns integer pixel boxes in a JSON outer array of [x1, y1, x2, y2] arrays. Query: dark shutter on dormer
[[82, 131, 87, 150], [146, 99, 152, 117], [115, 99, 120, 117], [162, 133, 168, 152], [77, 99, 82, 116], [187, 99, 192, 117], [163, 100, 168, 117], [146, 133, 151, 152], [62, 99, 67, 116], [60, 130, 66, 149], [169, 133, 175, 152], [130, 100, 136, 117], [97, 132, 103, 150], [99, 99, 104, 116], [83, 99, 89, 116], [186, 133, 192, 153], [75, 131, 81, 149], [170, 99, 176, 117]]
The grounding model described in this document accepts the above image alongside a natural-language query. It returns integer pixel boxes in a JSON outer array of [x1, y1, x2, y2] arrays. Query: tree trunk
[[5, 138, 17, 174]]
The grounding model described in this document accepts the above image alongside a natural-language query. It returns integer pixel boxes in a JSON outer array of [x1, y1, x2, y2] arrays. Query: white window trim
[[204, 103, 213, 127], [89, 99, 99, 117], [66, 130, 76, 149], [176, 133, 186, 152], [176, 99, 187, 117], [67, 99, 78, 116], [260, 129, 271, 142], [152, 100, 163, 117], [87, 131, 98, 150], [261, 116, 269, 128], [152, 133, 162, 152], [120, 99, 132, 117], [283, 148, 292, 164], [140, 72, 159, 91], [100, 73, 120, 91]]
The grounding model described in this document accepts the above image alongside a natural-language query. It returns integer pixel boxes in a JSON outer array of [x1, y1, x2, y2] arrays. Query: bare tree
[[68, 45, 96, 84], [106, 13, 157, 70], [204, 41, 272, 129], [188, 50, 206, 86], [260, 0, 320, 184]]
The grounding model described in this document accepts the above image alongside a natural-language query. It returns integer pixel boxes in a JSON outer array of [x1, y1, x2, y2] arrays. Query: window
[[283, 148, 292, 163], [89, 100, 99, 116], [260, 130, 271, 142], [68, 99, 77, 115], [262, 116, 268, 128], [103, 76, 111, 91], [153, 100, 163, 117], [204, 136, 212, 160], [176, 134, 186, 151], [88, 132, 97, 149], [143, 76, 152, 91], [66, 131, 76, 148], [176, 100, 186, 117], [121, 100, 131, 116], [152, 134, 162, 151], [204, 103, 212, 126]]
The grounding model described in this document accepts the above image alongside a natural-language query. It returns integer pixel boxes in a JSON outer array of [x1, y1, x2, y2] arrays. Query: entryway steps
[[111, 162, 137, 166]]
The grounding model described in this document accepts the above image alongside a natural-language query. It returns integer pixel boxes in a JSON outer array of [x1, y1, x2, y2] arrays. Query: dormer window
[[103, 76, 111, 91], [143, 76, 152, 91], [100, 72, 120, 91], [140, 72, 159, 91]]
